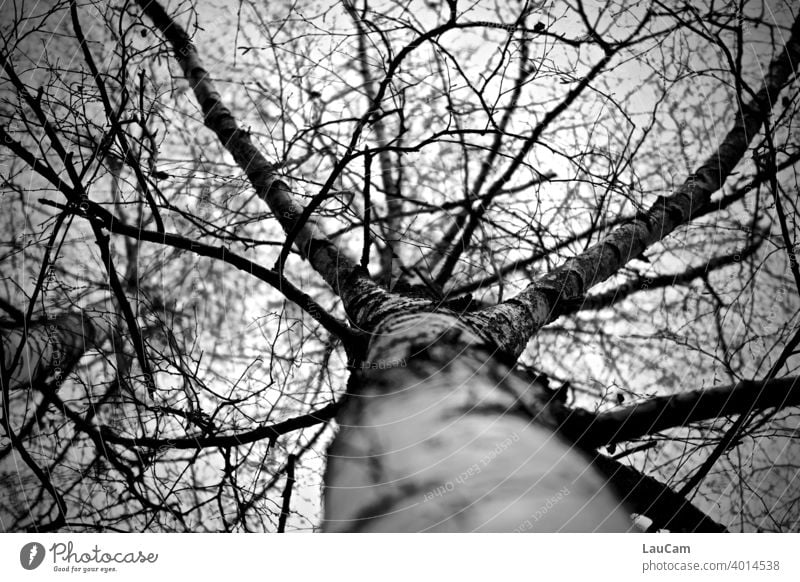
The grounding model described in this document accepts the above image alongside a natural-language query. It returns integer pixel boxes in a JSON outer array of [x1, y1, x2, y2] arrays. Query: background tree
[[0, 0, 798, 532]]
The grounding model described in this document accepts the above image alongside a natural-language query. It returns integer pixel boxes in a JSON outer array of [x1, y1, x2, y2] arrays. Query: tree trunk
[[1, 313, 95, 391], [136, 0, 800, 533], [323, 309, 632, 532]]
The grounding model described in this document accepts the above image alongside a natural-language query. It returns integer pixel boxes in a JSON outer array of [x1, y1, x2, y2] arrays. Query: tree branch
[[593, 455, 728, 532], [558, 376, 800, 448], [39, 198, 359, 349], [136, 0, 381, 315], [467, 14, 800, 359], [565, 233, 764, 314], [97, 401, 338, 450]]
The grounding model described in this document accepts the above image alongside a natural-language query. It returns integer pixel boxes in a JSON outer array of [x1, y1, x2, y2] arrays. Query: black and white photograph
[[1, 0, 799, 572]]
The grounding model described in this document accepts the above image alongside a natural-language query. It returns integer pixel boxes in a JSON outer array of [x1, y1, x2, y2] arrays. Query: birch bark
[[137, 0, 800, 532]]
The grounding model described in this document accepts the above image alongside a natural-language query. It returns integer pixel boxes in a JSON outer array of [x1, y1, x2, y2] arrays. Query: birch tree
[[1, 0, 799, 532]]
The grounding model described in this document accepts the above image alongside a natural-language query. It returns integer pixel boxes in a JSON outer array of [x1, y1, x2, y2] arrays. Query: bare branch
[[558, 376, 800, 448], [469, 15, 800, 359]]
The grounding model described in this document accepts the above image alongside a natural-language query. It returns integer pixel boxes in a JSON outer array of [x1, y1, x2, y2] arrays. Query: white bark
[[1, 314, 94, 391], [323, 310, 632, 532]]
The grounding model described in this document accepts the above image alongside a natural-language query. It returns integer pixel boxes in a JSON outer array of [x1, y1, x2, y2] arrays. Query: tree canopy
[[1, 0, 799, 532]]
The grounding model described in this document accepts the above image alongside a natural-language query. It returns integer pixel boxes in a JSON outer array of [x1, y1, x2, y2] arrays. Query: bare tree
[[1, 0, 799, 532]]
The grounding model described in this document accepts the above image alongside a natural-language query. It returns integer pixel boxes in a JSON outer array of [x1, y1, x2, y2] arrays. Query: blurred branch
[[277, 453, 296, 533], [593, 455, 728, 532], [557, 376, 800, 448], [0, 298, 24, 325]]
